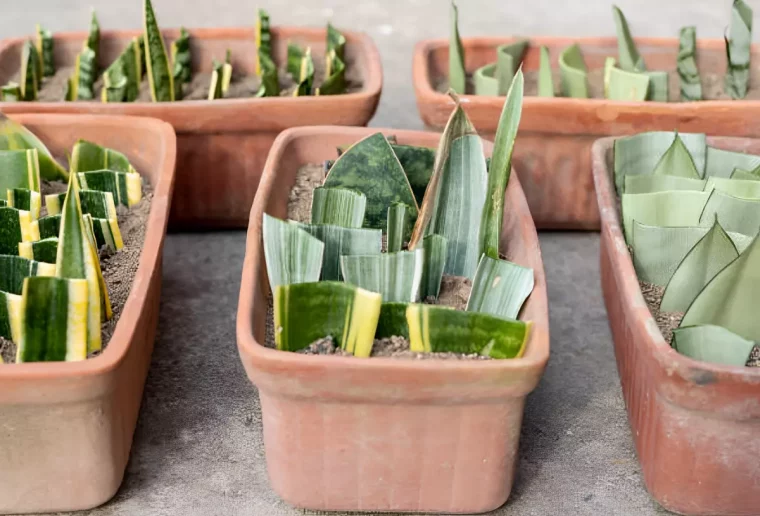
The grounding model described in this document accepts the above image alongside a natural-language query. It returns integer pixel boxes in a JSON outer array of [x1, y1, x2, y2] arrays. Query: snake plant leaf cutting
[[420, 234, 447, 299], [84, 214, 124, 253], [255, 53, 279, 97], [78, 170, 143, 207], [255, 8, 272, 76], [327, 22, 346, 61], [704, 177, 760, 199], [621, 191, 709, 240], [731, 167, 760, 180], [725, 0, 752, 99], [16, 276, 89, 362], [473, 63, 498, 96], [295, 222, 382, 281], [86, 10, 100, 63], [375, 302, 411, 339], [0, 255, 55, 295], [7, 188, 41, 220], [389, 144, 435, 205], [0, 149, 41, 195], [449, 1, 466, 94], [317, 50, 346, 96], [274, 281, 381, 357], [171, 27, 191, 96], [286, 43, 305, 78], [19, 237, 58, 264], [605, 62, 649, 101], [386, 202, 407, 253], [704, 146, 760, 178], [698, 189, 760, 236], [559, 44, 589, 99], [538, 46, 555, 97], [624, 175, 705, 194], [35, 25, 54, 77], [0, 115, 67, 181], [1, 83, 21, 102], [612, 5, 645, 72], [34, 214, 61, 239], [406, 304, 530, 358], [677, 27, 702, 101], [79, 189, 118, 220], [480, 70, 523, 260], [651, 133, 701, 179], [0, 207, 36, 255], [341, 249, 423, 303], [144, 0, 174, 102], [101, 58, 129, 103], [0, 292, 22, 344], [20, 41, 39, 102], [44, 193, 65, 216], [262, 214, 324, 289], [293, 48, 315, 97], [466, 255, 534, 320], [102, 38, 144, 103], [73, 47, 97, 101], [70, 139, 138, 175], [324, 132, 418, 232], [672, 325, 755, 366], [660, 220, 739, 312], [310, 187, 366, 228], [496, 41, 528, 95]]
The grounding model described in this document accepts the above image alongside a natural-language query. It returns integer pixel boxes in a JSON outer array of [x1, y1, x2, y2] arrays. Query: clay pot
[[592, 136, 760, 515], [0, 114, 176, 514], [0, 27, 382, 228], [414, 36, 760, 230], [236, 126, 550, 513]]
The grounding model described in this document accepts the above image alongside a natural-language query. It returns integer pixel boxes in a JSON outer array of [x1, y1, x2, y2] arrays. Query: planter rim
[[0, 113, 176, 380], [237, 125, 550, 391], [0, 26, 383, 130], [592, 135, 760, 384], [413, 35, 760, 111]]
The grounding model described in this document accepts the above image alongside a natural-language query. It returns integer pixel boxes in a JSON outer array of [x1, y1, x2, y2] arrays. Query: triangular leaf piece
[[448, 2, 466, 94], [466, 255, 534, 320], [651, 133, 701, 179], [144, 0, 175, 101], [673, 325, 755, 366], [612, 5, 645, 71]]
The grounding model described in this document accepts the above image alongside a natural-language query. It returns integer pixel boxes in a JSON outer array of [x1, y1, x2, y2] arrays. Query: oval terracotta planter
[[0, 114, 176, 514], [592, 135, 760, 515], [236, 126, 550, 513], [414, 36, 760, 230], [0, 26, 381, 229]]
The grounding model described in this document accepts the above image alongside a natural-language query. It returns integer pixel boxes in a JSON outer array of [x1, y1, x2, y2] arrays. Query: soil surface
[[287, 163, 325, 223], [0, 181, 152, 364]]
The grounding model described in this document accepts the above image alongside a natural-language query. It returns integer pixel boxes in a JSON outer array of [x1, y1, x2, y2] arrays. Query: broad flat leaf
[[612, 5, 645, 71], [660, 220, 739, 312], [538, 46, 554, 97], [495, 41, 528, 95], [35, 25, 54, 78], [0, 116, 66, 181], [624, 175, 705, 194], [704, 177, 760, 199], [559, 44, 588, 98], [70, 139, 137, 175], [262, 214, 324, 289], [731, 168, 760, 180], [310, 187, 366, 228], [613, 131, 707, 193], [677, 26, 702, 101], [621, 191, 709, 242], [324, 133, 418, 232], [19, 237, 58, 264], [390, 144, 435, 205], [386, 202, 407, 253], [651, 133, 700, 178], [605, 64, 649, 101], [704, 146, 760, 179], [274, 281, 381, 357], [256, 9, 272, 76], [673, 325, 755, 366], [0, 207, 35, 255], [341, 249, 423, 303], [0, 149, 41, 195], [7, 188, 41, 220], [420, 234, 447, 299], [698, 189, 760, 236], [0, 255, 55, 295], [725, 0, 752, 99], [631, 221, 752, 286], [466, 255, 534, 320], [643, 71, 669, 102], [479, 70, 523, 260], [407, 303, 530, 358], [449, 2, 466, 94], [473, 63, 498, 96], [144, 0, 175, 101], [681, 234, 760, 341], [295, 222, 382, 281]]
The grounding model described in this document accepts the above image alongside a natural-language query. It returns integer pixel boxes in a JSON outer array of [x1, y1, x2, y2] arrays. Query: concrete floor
[[5, 0, 750, 514]]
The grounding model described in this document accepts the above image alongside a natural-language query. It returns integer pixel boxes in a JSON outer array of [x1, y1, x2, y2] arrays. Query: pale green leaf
[[420, 234, 447, 299], [538, 46, 554, 97], [310, 187, 366, 228], [341, 249, 423, 303], [605, 65, 649, 101], [704, 177, 760, 199], [704, 146, 760, 178], [651, 133, 701, 178], [391, 144, 435, 205], [643, 71, 668, 102], [725, 0, 752, 99], [466, 255, 534, 320], [612, 5, 645, 71], [731, 168, 760, 181], [495, 41, 528, 95], [673, 325, 755, 366], [624, 175, 705, 194], [559, 44, 588, 98], [698, 189, 760, 235], [295, 222, 382, 281], [449, 2, 466, 94], [386, 202, 408, 253], [262, 214, 324, 289], [621, 191, 709, 242], [473, 63, 498, 96], [677, 26, 702, 101]]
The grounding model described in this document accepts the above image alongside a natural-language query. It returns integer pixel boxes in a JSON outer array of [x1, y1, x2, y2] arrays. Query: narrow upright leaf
[[326, 23, 346, 61], [538, 46, 554, 97], [255, 9, 272, 76], [287, 43, 304, 78], [559, 44, 589, 98], [612, 5, 645, 71], [20, 41, 39, 101], [386, 202, 407, 253], [36, 25, 54, 77], [673, 325, 755, 366], [341, 249, 423, 303], [144, 0, 175, 101], [677, 26, 702, 101], [448, 2, 466, 94], [495, 41, 528, 95], [101, 58, 128, 103], [420, 234, 447, 300], [255, 53, 280, 97], [171, 27, 192, 98], [0, 207, 36, 255], [317, 50, 346, 96], [725, 0, 752, 99], [85, 10, 100, 64], [310, 187, 366, 228], [262, 214, 324, 289], [295, 222, 382, 281], [102, 37, 144, 102], [390, 144, 435, 205], [292, 48, 314, 97], [466, 255, 534, 320], [74, 47, 97, 101]]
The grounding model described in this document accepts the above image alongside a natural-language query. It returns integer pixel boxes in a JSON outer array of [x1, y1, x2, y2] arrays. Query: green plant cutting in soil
[[0, 115, 150, 364], [445, 0, 755, 101], [615, 130, 760, 367], [263, 72, 535, 359], [2, 1, 357, 103]]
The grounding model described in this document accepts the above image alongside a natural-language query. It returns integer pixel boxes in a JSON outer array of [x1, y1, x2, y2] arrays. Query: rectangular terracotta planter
[[0, 114, 176, 514], [414, 36, 760, 230], [592, 136, 760, 515], [0, 26, 381, 229], [236, 126, 550, 513]]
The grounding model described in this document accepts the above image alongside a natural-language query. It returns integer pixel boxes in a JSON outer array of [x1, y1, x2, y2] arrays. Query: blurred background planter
[[236, 125, 549, 514], [593, 135, 760, 516], [0, 114, 175, 514], [0, 26, 382, 229], [414, 36, 760, 230]]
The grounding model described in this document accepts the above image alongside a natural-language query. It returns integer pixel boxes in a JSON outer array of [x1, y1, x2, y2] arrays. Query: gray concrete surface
[[5, 0, 750, 514]]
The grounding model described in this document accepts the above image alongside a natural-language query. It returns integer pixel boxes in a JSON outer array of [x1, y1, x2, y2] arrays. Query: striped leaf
[[78, 169, 142, 207], [341, 249, 423, 303], [20, 41, 39, 101], [0, 291, 22, 343], [407, 304, 530, 358], [317, 50, 346, 96], [559, 44, 588, 98], [84, 214, 123, 253], [612, 5, 645, 71], [0, 254, 56, 295], [386, 202, 407, 253], [7, 188, 41, 220], [171, 27, 192, 96], [538, 46, 554, 97], [448, 2, 466, 94], [0, 207, 36, 255], [255, 9, 272, 76], [73, 47, 97, 101], [34, 214, 61, 239], [390, 144, 435, 205], [0, 149, 41, 195], [292, 48, 314, 97], [86, 10, 100, 62], [19, 237, 58, 264], [698, 189, 760, 235], [36, 25, 54, 77], [605, 62, 649, 101], [101, 58, 128, 103], [208, 55, 232, 100], [274, 281, 381, 357], [102, 37, 143, 102], [621, 191, 709, 241], [326, 23, 346, 61], [1, 83, 21, 102], [70, 139, 137, 175], [0, 114, 68, 181], [262, 214, 324, 289], [673, 325, 755, 366], [677, 26, 702, 101], [624, 175, 705, 194], [255, 52, 279, 97], [79, 189, 118, 220], [144, 0, 174, 101], [725, 0, 752, 99], [375, 302, 410, 339], [295, 222, 382, 281], [310, 187, 366, 228], [17, 276, 89, 362], [287, 43, 305, 78], [420, 234, 447, 299], [467, 255, 534, 320], [704, 146, 760, 179], [44, 192, 65, 216]]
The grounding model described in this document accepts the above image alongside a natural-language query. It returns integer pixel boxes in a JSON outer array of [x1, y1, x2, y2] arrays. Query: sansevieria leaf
[[7, 188, 41, 220], [341, 249, 423, 303], [255, 9, 272, 76], [255, 52, 279, 97], [70, 139, 138, 175], [144, 0, 174, 102], [0, 291, 22, 344], [287, 43, 304, 78], [612, 5, 645, 71], [621, 190, 709, 241], [386, 202, 407, 253], [704, 176, 760, 199], [36, 25, 54, 77], [85, 10, 100, 64], [84, 214, 123, 253], [310, 187, 366, 228], [17, 276, 89, 362], [449, 2, 466, 94], [0, 149, 41, 195], [101, 58, 128, 103], [473, 63, 498, 96], [44, 193, 65, 216], [538, 46, 554, 97], [0, 116, 67, 180], [327, 23, 346, 61], [698, 189, 760, 236], [605, 63, 649, 101], [375, 302, 411, 339], [295, 222, 382, 281], [171, 27, 191, 98], [704, 146, 760, 179], [1, 83, 21, 102], [466, 255, 534, 320], [731, 167, 760, 181], [78, 169, 142, 207], [624, 175, 705, 194], [262, 214, 324, 289], [651, 132, 701, 179], [407, 303, 530, 358], [673, 325, 755, 366], [292, 48, 314, 97], [79, 190, 118, 220], [274, 281, 381, 357], [20, 41, 39, 102], [34, 214, 61, 239], [0, 207, 36, 255], [102, 37, 143, 103], [677, 26, 702, 101], [317, 50, 346, 96], [725, 0, 752, 99], [559, 44, 588, 98], [74, 47, 97, 101], [496, 41, 528, 95], [390, 144, 435, 205], [420, 234, 447, 299], [19, 237, 58, 264], [0, 254, 55, 295]]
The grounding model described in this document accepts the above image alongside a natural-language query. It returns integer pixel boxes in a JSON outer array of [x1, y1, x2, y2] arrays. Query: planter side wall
[[415, 37, 760, 230], [593, 136, 760, 516], [0, 115, 175, 514]]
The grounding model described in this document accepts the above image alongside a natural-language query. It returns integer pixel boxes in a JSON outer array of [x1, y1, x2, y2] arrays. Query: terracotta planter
[[414, 36, 760, 230], [0, 27, 381, 229], [0, 114, 176, 514], [236, 126, 549, 513], [592, 136, 760, 515]]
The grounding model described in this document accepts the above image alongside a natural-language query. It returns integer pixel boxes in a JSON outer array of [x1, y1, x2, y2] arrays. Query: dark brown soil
[[748, 346, 760, 367], [0, 182, 152, 364]]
